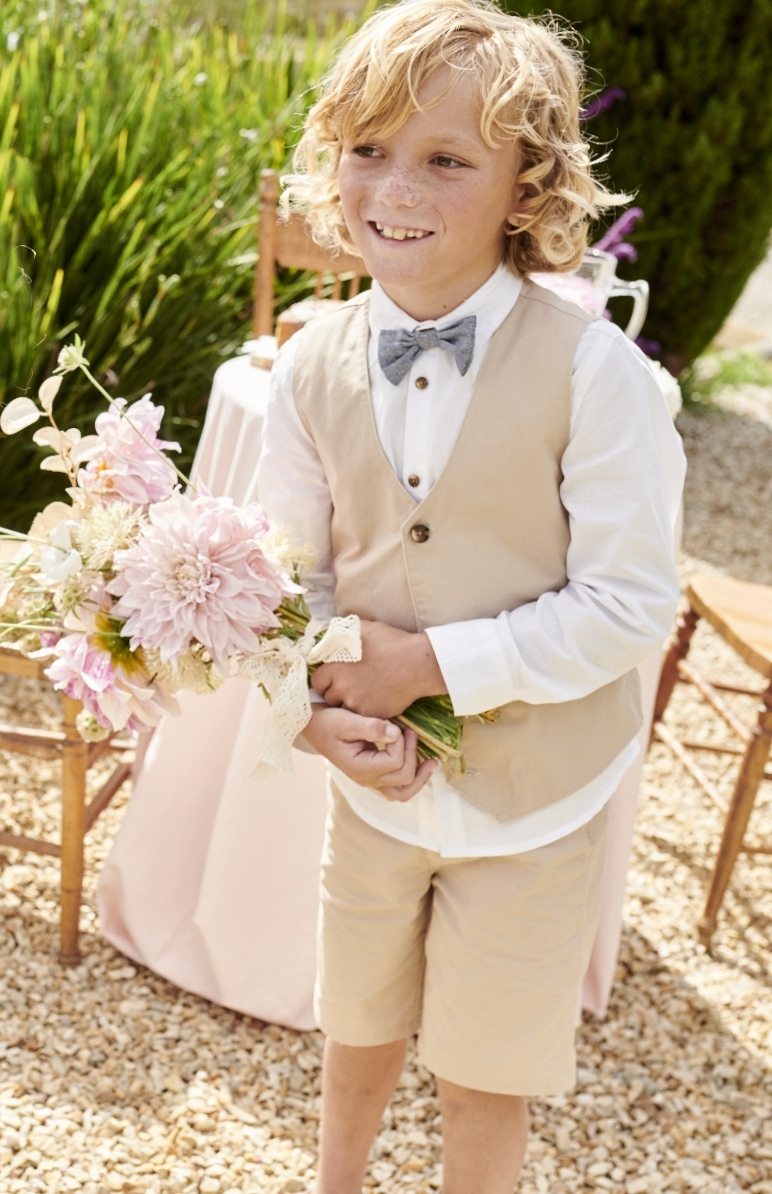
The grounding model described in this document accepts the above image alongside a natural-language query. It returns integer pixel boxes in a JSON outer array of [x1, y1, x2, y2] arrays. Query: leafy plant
[[0, 0, 358, 528], [501, 0, 772, 374]]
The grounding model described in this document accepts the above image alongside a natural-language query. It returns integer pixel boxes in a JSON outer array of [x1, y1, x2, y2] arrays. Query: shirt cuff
[[425, 618, 517, 716]]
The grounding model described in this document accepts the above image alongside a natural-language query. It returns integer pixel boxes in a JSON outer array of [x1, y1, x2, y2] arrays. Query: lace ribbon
[[238, 614, 362, 780]]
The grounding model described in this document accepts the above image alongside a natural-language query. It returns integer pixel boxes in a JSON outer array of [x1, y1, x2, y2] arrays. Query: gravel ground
[[2, 368, 772, 1192]]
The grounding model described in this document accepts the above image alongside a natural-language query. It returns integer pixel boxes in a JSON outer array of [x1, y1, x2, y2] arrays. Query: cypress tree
[[502, 0, 772, 371]]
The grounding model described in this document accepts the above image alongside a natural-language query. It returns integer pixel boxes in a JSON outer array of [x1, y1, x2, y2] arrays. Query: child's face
[[338, 69, 520, 322]]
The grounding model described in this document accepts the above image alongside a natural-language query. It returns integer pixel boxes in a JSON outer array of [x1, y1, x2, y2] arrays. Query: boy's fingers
[[380, 758, 438, 803], [356, 718, 402, 751]]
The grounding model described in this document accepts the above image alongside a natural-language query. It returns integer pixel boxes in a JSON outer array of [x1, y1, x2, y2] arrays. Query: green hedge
[[501, 0, 772, 372], [0, 0, 356, 528]]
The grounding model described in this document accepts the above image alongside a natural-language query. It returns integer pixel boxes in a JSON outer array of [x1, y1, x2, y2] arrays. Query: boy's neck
[[378, 263, 507, 324]]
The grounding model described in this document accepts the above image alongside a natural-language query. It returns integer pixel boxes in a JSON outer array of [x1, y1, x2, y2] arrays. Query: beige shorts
[[315, 781, 609, 1097]]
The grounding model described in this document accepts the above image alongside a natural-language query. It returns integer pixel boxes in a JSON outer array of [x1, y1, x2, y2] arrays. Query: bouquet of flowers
[[0, 341, 468, 776]]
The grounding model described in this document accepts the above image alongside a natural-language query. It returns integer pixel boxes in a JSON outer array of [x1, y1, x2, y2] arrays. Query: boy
[[258, 1, 685, 1190]]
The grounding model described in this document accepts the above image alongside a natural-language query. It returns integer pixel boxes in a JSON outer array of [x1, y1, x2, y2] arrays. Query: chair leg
[[59, 696, 88, 965], [651, 604, 700, 735], [697, 683, 772, 947]]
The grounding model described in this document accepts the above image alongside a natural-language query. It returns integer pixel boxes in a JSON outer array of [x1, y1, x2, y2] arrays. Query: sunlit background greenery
[[1, 0, 771, 529], [0, 0, 362, 527]]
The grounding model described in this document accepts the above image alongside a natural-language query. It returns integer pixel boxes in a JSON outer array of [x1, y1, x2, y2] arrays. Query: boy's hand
[[301, 705, 437, 801], [311, 620, 447, 718]]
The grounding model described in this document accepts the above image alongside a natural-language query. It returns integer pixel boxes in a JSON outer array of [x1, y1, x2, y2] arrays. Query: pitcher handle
[[608, 278, 649, 340]]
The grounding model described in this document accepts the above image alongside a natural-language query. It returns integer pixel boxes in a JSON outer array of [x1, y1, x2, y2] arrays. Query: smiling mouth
[[372, 222, 432, 241]]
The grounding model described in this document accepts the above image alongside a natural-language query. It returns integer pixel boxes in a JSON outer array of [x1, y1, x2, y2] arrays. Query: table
[[97, 351, 677, 1026], [97, 354, 328, 1029]]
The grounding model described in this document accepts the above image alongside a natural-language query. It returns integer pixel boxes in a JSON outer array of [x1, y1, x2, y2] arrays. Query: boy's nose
[[374, 166, 420, 207]]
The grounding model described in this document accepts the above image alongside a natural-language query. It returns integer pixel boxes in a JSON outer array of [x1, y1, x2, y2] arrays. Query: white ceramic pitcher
[[533, 248, 649, 340]]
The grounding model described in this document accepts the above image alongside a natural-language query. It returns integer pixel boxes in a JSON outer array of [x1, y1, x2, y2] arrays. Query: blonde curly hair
[[282, 0, 625, 276]]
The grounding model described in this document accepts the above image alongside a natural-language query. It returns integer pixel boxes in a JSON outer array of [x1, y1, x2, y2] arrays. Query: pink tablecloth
[[97, 352, 675, 1026]]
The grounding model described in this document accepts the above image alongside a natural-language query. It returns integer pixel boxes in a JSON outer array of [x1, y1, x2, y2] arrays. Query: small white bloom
[[7, 32, 20, 51], [647, 359, 683, 419], [37, 521, 83, 585], [75, 710, 112, 742], [193, 71, 208, 85], [39, 455, 70, 473], [72, 501, 145, 571], [55, 336, 89, 373], [38, 374, 62, 414], [239, 128, 258, 143], [1, 396, 41, 435]]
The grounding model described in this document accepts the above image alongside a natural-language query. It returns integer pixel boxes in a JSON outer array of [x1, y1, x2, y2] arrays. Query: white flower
[[7, 32, 20, 51], [193, 71, 208, 85], [647, 359, 683, 419], [38, 375, 62, 414], [75, 710, 112, 742], [72, 501, 145, 571], [36, 521, 83, 586], [55, 336, 89, 373], [1, 397, 41, 435], [261, 525, 317, 576]]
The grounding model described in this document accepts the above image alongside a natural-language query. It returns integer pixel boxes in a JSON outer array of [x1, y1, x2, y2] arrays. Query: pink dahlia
[[107, 492, 298, 674], [79, 395, 180, 505], [45, 630, 178, 734]]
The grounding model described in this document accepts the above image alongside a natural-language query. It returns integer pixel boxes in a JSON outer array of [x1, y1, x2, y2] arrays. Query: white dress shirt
[[257, 266, 686, 857]]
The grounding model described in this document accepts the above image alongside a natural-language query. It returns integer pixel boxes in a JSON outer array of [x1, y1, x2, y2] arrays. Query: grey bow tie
[[378, 315, 477, 385]]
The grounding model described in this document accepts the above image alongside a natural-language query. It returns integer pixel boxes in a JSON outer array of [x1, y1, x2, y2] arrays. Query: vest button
[[409, 523, 430, 543], [407, 474, 420, 488], [415, 376, 429, 389]]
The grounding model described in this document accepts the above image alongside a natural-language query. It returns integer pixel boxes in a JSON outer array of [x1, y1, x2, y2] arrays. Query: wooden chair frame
[[252, 168, 368, 341], [650, 577, 772, 946], [0, 646, 133, 963]]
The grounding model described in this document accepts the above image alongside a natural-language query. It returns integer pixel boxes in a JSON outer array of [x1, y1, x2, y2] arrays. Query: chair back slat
[[253, 169, 369, 341]]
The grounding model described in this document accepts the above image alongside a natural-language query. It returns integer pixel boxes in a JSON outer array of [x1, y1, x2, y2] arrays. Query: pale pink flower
[[45, 629, 178, 734], [78, 395, 180, 505], [108, 492, 298, 673]]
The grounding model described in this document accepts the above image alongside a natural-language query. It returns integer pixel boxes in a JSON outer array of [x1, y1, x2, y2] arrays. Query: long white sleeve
[[425, 319, 686, 715]]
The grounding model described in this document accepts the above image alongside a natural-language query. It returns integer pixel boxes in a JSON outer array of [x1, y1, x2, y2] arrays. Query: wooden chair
[[0, 645, 133, 963], [252, 168, 369, 350], [650, 575, 772, 945]]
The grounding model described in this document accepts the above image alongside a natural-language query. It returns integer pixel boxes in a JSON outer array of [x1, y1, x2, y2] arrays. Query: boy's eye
[[352, 145, 381, 158], [433, 154, 464, 168]]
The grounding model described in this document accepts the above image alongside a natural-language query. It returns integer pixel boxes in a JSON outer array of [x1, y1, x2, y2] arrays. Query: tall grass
[[0, 0, 360, 528]]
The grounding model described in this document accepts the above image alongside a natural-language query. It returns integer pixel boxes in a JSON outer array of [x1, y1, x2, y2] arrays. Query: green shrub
[[0, 0, 357, 529], [502, 0, 772, 373]]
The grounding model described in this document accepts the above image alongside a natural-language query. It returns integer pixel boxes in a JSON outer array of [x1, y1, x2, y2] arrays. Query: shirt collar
[[369, 265, 523, 345]]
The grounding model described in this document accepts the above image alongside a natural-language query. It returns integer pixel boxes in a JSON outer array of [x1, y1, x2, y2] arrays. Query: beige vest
[[293, 279, 642, 822]]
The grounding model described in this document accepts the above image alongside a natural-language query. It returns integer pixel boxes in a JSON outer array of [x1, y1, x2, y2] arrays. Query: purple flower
[[607, 243, 639, 263], [595, 207, 645, 254], [580, 88, 627, 121], [79, 395, 180, 506]]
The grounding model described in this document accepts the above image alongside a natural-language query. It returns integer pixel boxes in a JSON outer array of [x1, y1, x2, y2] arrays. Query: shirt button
[[409, 523, 430, 543], [415, 376, 429, 389], [408, 474, 420, 488]]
